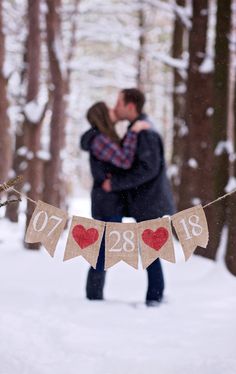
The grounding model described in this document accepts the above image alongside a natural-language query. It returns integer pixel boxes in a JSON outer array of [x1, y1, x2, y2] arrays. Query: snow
[[22, 182, 31, 193], [167, 164, 179, 179], [19, 161, 28, 171], [152, 52, 188, 70], [215, 141, 233, 156], [2, 59, 15, 79], [17, 146, 28, 157], [199, 55, 214, 73], [24, 100, 46, 124], [174, 2, 192, 30], [206, 107, 214, 117], [144, 0, 192, 29], [36, 150, 51, 161], [79, 0, 140, 14], [177, 119, 189, 137], [188, 158, 198, 169], [26, 151, 34, 160], [191, 197, 201, 205], [225, 176, 236, 193], [174, 82, 187, 94], [200, 8, 208, 16], [53, 36, 68, 80], [0, 196, 236, 374]]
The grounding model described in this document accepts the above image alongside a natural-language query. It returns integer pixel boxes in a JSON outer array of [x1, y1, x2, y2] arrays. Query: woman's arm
[[91, 121, 150, 170], [91, 131, 138, 169]]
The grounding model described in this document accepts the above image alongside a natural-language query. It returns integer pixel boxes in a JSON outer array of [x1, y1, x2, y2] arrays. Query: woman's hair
[[87, 102, 120, 144]]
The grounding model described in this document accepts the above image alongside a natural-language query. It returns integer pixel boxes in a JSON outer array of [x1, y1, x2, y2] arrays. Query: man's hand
[[102, 178, 112, 192]]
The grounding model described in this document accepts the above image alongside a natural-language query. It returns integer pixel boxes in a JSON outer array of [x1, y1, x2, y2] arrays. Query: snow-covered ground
[[0, 196, 236, 374]]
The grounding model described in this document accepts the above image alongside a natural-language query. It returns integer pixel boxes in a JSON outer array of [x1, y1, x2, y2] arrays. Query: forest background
[[0, 0, 236, 276]]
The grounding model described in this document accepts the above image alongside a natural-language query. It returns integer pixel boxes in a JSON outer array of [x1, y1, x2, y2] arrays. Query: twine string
[[203, 188, 236, 208], [0, 180, 37, 206], [11, 188, 37, 205], [1, 180, 236, 210]]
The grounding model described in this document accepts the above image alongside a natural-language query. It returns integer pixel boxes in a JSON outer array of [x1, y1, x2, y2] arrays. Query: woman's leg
[[86, 267, 106, 300], [86, 232, 106, 300], [86, 216, 122, 300]]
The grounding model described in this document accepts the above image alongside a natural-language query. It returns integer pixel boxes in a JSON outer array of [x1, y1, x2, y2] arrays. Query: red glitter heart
[[72, 224, 99, 249], [142, 227, 169, 251]]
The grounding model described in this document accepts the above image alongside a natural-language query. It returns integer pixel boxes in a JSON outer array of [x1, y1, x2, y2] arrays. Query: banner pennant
[[25, 200, 68, 257], [138, 216, 175, 269], [105, 222, 139, 269], [63, 216, 105, 268], [171, 204, 209, 261]]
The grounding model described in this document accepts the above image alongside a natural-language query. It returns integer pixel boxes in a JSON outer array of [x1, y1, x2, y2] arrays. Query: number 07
[[32, 210, 63, 237]]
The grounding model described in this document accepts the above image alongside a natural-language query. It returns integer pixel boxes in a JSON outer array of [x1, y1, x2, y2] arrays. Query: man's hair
[[121, 88, 145, 114]]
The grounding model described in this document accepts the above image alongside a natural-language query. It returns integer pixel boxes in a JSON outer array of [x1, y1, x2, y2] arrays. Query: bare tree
[[5, 128, 26, 222], [0, 0, 12, 183], [178, 0, 217, 260], [5, 0, 45, 245], [137, 4, 146, 91], [5, 45, 29, 222], [179, 0, 214, 206], [23, 0, 47, 249], [170, 0, 187, 208], [225, 30, 236, 275], [44, 0, 80, 209], [208, 0, 232, 259]]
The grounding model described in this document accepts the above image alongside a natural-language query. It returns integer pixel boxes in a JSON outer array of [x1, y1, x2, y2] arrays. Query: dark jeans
[[86, 216, 165, 302]]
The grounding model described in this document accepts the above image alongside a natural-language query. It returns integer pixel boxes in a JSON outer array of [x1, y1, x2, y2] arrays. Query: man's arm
[[110, 131, 164, 192]]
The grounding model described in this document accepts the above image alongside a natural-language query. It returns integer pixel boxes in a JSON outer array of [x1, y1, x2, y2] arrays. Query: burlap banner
[[63, 216, 105, 268], [105, 222, 139, 269], [24, 199, 210, 268], [25, 200, 68, 257], [138, 216, 175, 269], [171, 205, 209, 261]]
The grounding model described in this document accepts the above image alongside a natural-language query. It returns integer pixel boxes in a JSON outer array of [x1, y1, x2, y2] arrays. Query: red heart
[[72, 224, 99, 249], [142, 227, 169, 251]]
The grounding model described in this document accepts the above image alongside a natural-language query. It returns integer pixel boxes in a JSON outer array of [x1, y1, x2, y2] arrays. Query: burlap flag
[[105, 222, 139, 269], [171, 204, 209, 261], [25, 200, 68, 257], [64, 216, 105, 268], [138, 216, 175, 269]]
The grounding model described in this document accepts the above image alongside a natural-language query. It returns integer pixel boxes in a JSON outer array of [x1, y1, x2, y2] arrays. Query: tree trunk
[[44, 0, 67, 208], [0, 0, 12, 183], [225, 64, 236, 276], [5, 129, 25, 222], [137, 5, 145, 92], [178, 0, 216, 259], [22, 0, 44, 249], [170, 0, 187, 208], [207, 0, 231, 259], [5, 48, 29, 222], [179, 0, 214, 207]]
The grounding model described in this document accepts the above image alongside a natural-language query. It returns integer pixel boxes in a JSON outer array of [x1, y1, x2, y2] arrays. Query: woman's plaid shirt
[[91, 130, 138, 169]]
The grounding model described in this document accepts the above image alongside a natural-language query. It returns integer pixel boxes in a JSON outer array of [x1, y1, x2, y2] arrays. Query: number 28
[[108, 230, 135, 252]]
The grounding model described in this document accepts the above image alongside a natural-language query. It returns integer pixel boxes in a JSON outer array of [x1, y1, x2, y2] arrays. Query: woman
[[80, 101, 149, 300]]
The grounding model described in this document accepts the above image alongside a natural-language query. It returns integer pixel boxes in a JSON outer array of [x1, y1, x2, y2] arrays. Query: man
[[102, 88, 176, 305]]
